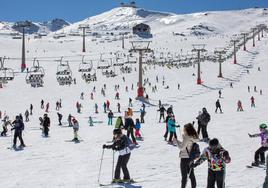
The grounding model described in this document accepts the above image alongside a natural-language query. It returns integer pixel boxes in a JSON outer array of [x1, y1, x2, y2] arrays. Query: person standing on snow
[[72, 118, 79, 142], [11, 115, 25, 148], [158, 105, 166, 123], [199, 108, 211, 142], [41, 99, 44, 109], [134, 118, 142, 139], [103, 102, 107, 113], [215, 99, 223, 113], [25, 110, 30, 122], [103, 129, 134, 183], [250, 96, 255, 107], [57, 112, 62, 125], [108, 110, 114, 125], [191, 138, 231, 188], [42, 114, 50, 137], [45, 102, 49, 112], [237, 100, 243, 111], [140, 108, 146, 123], [124, 116, 137, 145], [167, 115, 179, 144], [30, 104, 33, 115], [249, 124, 268, 166], [115, 116, 124, 129], [174, 123, 199, 188]]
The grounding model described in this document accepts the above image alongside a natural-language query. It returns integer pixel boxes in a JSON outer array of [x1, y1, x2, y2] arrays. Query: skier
[[174, 123, 199, 188], [117, 103, 121, 113], [42, 114, 50, 137], [196, 111, 202, 136], [56, 101, 60, 111], [115, 92, 120, 100], [128, 98, 133, 107], [107, 100, 110, 111], [30, 104, 33, 115], [102, 129, 133, 183], [88, 116, 94, 126], [215, 99, 223, 113], [158, 105, 166, 123], [59, 98, 62, 108], [45, 102, 49, 113], [141, 103, 146, 112], [218, 90, 222, 98], [25, 110, 30, 122], [80, 92, 84, 100], [68, 114, 73, 127], [164, 113, 172, 141], [199, 108, 211, 142], [190, 138, 231, 188], [248, 86, 250, 92], [230, 82, 233, 88], [103, 102, 107, 113], [76, 102, 81, 113], [250, 96, 255, 107], [57, 112, 62, 125], [248, 124, 268, 166], [168, 115, 179, 144], [11, 115, 25, 148], [237, 100, 243, 111], [140, 108, 146, 123], [1, 116, 11, 136], [41, 99, 44, 109], [115, 116, 124, 129], [125, 116, 137, 145], [95, 103, 99, 114], [108, 110, 114, 125], [135, 118, 142, 139], [260, 89, 263, 95], [167, 105, 173, 115], [72, 118, 79, 142]]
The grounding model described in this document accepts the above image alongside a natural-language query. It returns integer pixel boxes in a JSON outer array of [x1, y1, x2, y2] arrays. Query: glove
[[189, 162, 198, 169], [248, 133, 253, 138], [102, 144, 107, 149]]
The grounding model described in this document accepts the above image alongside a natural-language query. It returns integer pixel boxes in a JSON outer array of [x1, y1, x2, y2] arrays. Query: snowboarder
[[191, 138, 231, 188], [30, 104, 33, 115], [72, 118, 79, 142], [167, 115, 179, 144], [237, 100, 243, 111], [42, 114, 50, 137], [215, 99, 223, 113], [248, 124, 268, 166], [108, 110, 114, 125], [41, 99, 44, 109], [158, 105, 166, 123], [199, 108, 211, 142], [102, 129, 133, 183], [57, 112, 62, 125], [25, 110, 30, 122], [11, 115, 25, 148], [250, 96, 255, 107], [174, 123, 199, 188]]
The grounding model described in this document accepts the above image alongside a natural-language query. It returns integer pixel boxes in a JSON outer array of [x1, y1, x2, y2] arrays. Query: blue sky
[[1, 0, 268, 23]]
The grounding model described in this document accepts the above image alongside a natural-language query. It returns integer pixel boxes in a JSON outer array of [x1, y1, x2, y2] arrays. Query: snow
[[0, 6, 268, 188]]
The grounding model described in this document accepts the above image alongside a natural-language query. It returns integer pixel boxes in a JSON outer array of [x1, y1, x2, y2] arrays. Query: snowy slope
[[0, 6, 268, 188]]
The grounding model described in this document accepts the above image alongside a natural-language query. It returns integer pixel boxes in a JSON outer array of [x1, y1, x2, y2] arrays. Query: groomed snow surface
[[0, 8, 268, 188]]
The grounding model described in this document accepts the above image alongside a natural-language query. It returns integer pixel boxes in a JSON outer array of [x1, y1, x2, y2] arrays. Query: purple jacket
[[252, 130, 268, 147]]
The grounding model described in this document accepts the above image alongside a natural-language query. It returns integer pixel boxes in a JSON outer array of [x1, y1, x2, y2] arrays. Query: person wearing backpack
[[190, 138, 231, 188], [103, 129, 134, 183], [174, 123, 199, 188]]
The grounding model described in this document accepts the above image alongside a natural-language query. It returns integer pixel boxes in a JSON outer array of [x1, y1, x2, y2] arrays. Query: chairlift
[[0, 57, 15, 82], [102, 59, 116, 78], [56, 58, 73, 86], [78, 56, 93, 72], [25, 58, 45, 87], [82, 68, 97, 83]]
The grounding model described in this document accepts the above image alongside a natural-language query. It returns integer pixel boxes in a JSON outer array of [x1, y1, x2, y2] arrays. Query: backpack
[[187, 143, 201, 161], [125, 136, 135, 150]]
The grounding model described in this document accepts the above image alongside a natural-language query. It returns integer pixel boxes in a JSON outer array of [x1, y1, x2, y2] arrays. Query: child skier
[[249, 124, 268, 166], [135, 118, 142, 140], [88, 116, 94, 126]]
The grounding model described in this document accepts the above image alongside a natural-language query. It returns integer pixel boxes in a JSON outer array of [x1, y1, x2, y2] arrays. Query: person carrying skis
[[158, 105, 166, 123], [25, 109, 30, 122], [57, 112, 62, 125], [237, 100, 243, 111], [190, 138, 231, 188], [11, 115, 25, 148], [108, 110, 114, 125], [42, 114, 50, 137], [249, 123, 268, 166], [167, 115, 180, 144], [199, 108, 211, 142], [215, 99, 223, 113], [174, 123, 199, 188], [103, 129, 133, 183], [72, 117, 79, 142], [250, 96, 255, 107]]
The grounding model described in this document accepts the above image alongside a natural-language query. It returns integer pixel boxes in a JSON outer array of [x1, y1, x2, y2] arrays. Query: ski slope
[[0, 7, 268, 188]]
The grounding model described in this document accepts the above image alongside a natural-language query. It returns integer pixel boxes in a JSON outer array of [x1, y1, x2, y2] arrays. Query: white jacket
[[176, 135, 199, 158]]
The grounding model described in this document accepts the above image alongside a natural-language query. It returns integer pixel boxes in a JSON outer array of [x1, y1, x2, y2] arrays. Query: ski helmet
[[259, 123, 267, 129]]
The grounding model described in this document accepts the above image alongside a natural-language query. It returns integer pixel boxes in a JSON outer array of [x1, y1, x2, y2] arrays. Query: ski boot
[[251, 161, 259, 166], [112, 179, 122, 183], [260, 161, 265, 165], [123, 179, 135, 183]]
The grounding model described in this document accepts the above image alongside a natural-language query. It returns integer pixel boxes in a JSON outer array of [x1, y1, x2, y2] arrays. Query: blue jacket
[[168, 118, 176, 132], [135, 122, 141, 130]]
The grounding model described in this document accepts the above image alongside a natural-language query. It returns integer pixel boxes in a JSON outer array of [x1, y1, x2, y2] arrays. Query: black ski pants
[[207, 169, 224, 188], [255, 146, 268, 163], [127, 128, 136, 143], [201, 124, 209, 139], [215, 107, 222, 113], [159, 113, 165, 122], [168, 132, 177, 142], [13, 130, 25, 146], [43, 126, 49, 136], [115, 153, 131, 180], [180, 158, 196, 188], [164, 125, 169, 139], [1, 127, 7, 136]]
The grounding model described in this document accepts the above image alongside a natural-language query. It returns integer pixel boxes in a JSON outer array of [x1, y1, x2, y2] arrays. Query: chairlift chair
[[25, 58, 45, 87], [0, 57, 15, 82]]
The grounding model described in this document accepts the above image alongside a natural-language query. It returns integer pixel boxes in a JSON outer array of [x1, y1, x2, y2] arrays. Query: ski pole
[[97, 149, 105, 184], [112, 150, 115, 182]]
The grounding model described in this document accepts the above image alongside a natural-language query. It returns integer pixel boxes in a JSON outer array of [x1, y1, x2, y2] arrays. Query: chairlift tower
[[241, 33, 248, 51], [129, 41, 153, 99], [251, 27, 256, 47], [214, 49, 226, 78], [79, 24, 90, 52], [192, 44, 206, 85], [231, 38, 239, 64], [14, 21, 31, 72]]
